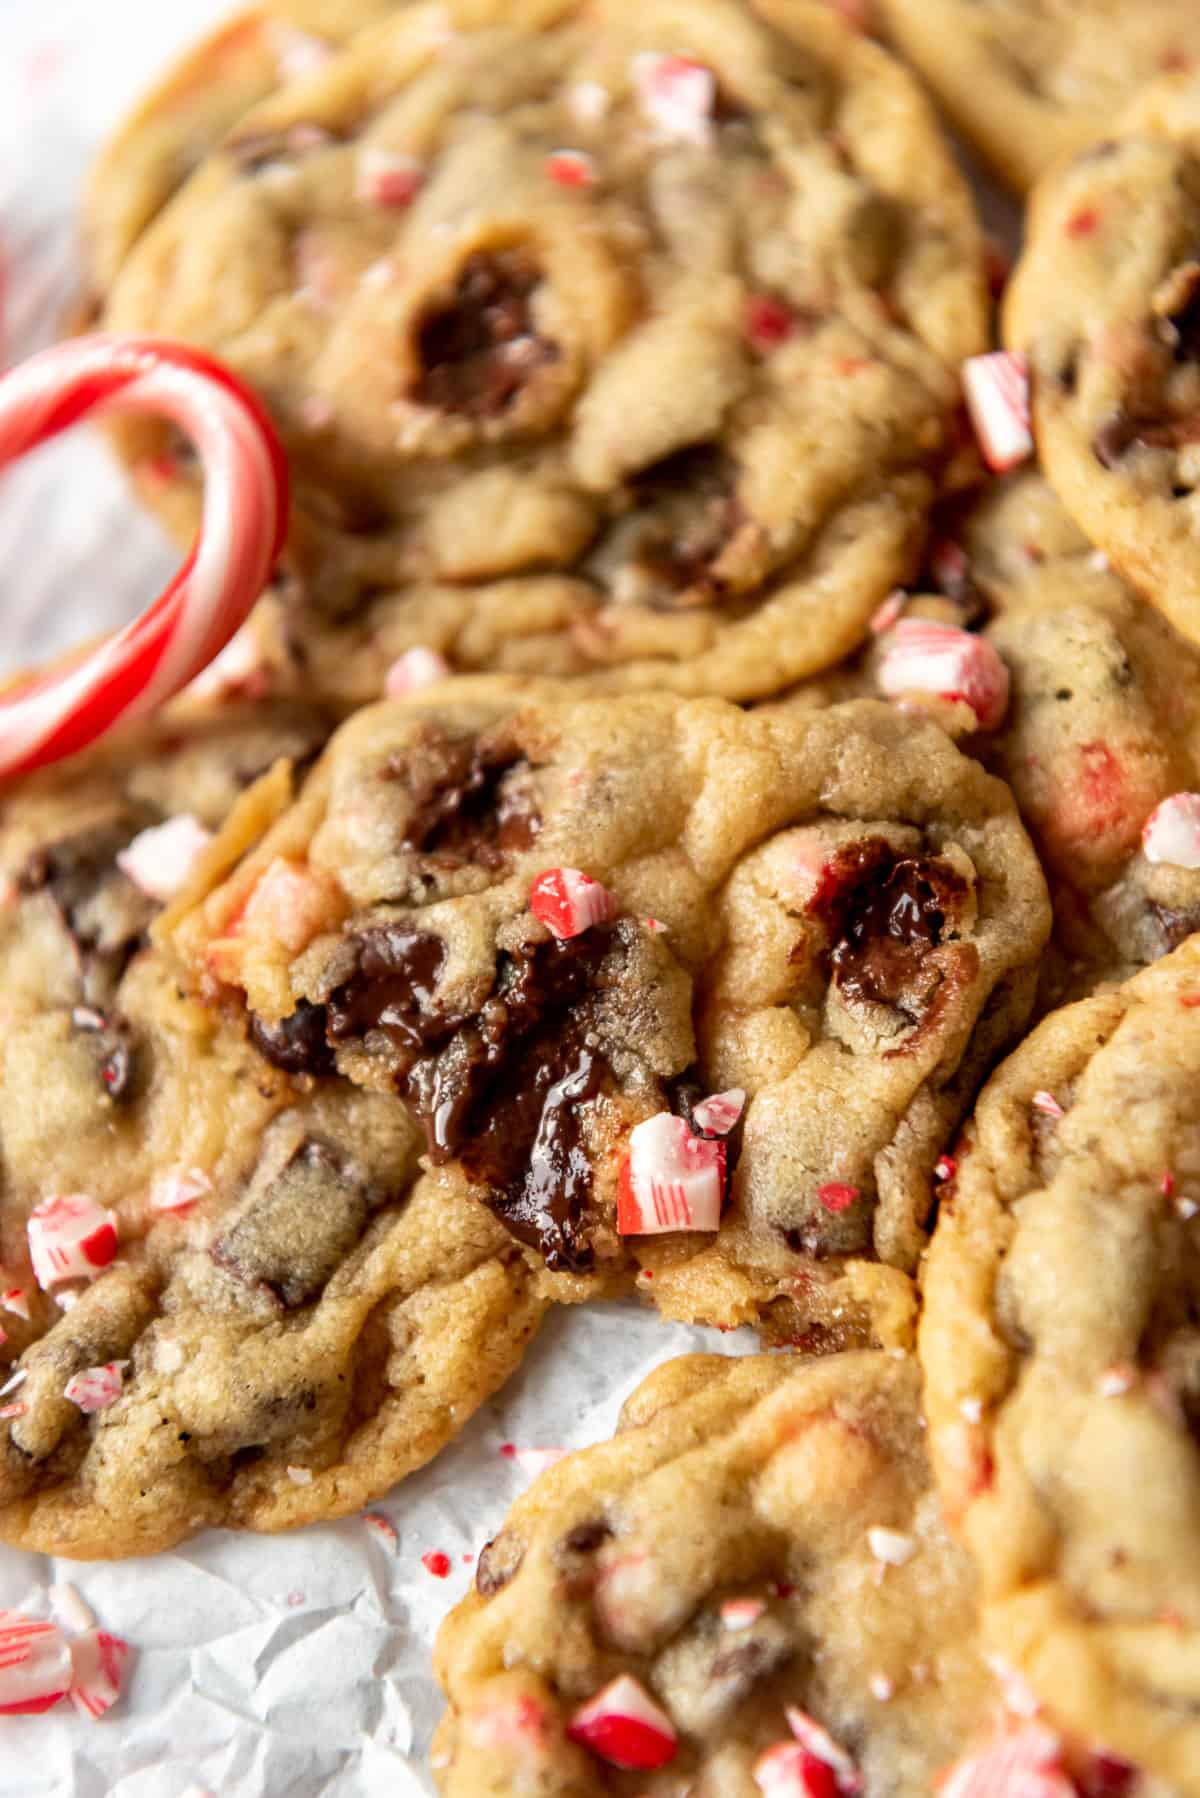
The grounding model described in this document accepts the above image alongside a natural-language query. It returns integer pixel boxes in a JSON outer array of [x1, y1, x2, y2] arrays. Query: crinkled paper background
[[0, 5, 757, 1790]]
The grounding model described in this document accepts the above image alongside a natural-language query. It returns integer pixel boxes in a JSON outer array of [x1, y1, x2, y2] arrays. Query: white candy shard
[[867, 1526, 915, 1567], [618, 1113, 725, 1234], [149, 1166, 212, 1216], [937, 1724, 1069, 1798], [63, 1363, 124, 1414], [117, 814, 212, 903], [49, 1584, 95, 1635], [1142, 793, 1200, 868], [878, 620, 1009, 730], [530, 867, 616, 940], [962, 351, 1032, 474], [784, 1708, 862, 1792], [568, 1672, 678, 1771], [690, 1088, 745, 1136], [384, 646, 452, 695], [27, 1194, 118, 1291], [0, 1611, 72, 1716], [67, 1629, 129, 1721], [720, 1597, 766, 1630], [631, 52, 715, 146]]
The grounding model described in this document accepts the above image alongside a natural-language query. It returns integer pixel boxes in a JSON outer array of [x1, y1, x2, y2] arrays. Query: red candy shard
[[754, 1744, 840, 1798], [27, 1194, 118, 1291], [936, 1723, 1071, 1798], [63, 1363, 125, 1415], [1031, 1090, 1065, 1119], [0, 1611, 72, 1716], [869, 589, 907, 635], [690, 1088, 745, 1136], [383, 645, 451, 696], [0, 1288, 30, 1321], [1142, 793, 1200, 869], [529, 868, 616, 940], [816, 1182, 859, 1214], [568, 1673, 678, 1771], [422, 1551, 452, 1578], [631, 52, 714, 145], [545, 149, 596, 187], [67, 1630, 129, 1721], [745, 294, 795, 352], [355, 147, 426, 207], [878, 619, 1010, 730], [784, 1707, 863, 1793], [935, 1155, 957, 1183], [617, 1113, 726, 1235], [962, 351, 1032, 474]]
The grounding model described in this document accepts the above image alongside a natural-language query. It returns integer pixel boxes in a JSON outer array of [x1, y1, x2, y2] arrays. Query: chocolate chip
[[475, 1530, 525, 1597], [249, 999, 336, 1076], [625, 447, 747, 609], [391, 731, 541, 870], [560, 1519, 612, 1556], [413, 252, 559, 419], [828, 849, 970, 1019], [211, 1138, 372, 1309], [326, 926, 449, 1053]]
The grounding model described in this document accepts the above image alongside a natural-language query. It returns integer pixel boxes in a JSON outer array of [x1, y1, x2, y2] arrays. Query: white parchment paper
[[0, 8, 759, 1790]]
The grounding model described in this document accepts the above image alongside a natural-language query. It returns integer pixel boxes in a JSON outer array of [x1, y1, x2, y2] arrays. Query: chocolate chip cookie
[[0, 699, 545, 1557], [433, 1350, 990, 1795], [83, 1, 400, 297], [879, 0, 1190, 193], [1005, 92, 1200, 646], [102, 0, 987, 708], [920, 938, 1200, 1790], [165, 682, 1050, 1352]]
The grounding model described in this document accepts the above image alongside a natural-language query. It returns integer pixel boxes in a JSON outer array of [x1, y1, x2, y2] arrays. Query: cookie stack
[[2, 1, 1199, 1790]]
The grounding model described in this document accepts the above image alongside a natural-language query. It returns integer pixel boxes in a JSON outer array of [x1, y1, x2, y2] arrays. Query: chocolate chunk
[[475, 1530, 525, 1598], [211, 1138, 373, 1308], [250, 999, 336, 1076], [21, 816, 156, 1001], [413, 251, 559, 419], [391, 732, 541, 870], [628, 446, 746, 609], [828, 849, 969, 1019], [329, 923, 624, 1272], [560, 1519, 612, 1556], [654, 1609, 796, 1737], [1093, 410, 1200, 468]]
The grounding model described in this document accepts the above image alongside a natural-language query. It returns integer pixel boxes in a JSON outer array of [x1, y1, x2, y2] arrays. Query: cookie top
[[920, 939, 1200, 1788], [433, 1350, 995, 1795], [83, 0, 397, 295], [104, 0, 987, 707], [165, 682, 1050, 1353], [0, 701, 544, 1557], [879, 0, 1190, 193], [1004, 91, 1200, 646]]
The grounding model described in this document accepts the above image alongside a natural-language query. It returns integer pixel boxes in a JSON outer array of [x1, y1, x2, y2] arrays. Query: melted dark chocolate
[[629, 446, 745, 608], [413, 251, 559, 418], [326, 926, 449, 1053], [250, 999, 336, 1076], [392, 734, 540, 870], [830, 853, 968, 1018]]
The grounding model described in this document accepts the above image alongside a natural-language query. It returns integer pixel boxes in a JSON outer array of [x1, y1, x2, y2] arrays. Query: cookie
[[164, 682, 1050, 1351], [433, 1349, 1102, 1795], [1004, 91, 1200, 647], [0, 700, 545, 1557], [102, 0, 987, 708], [82, 1, 399, 297], [879, 0, 1190, 193], [919, 939, 1200, 1790]]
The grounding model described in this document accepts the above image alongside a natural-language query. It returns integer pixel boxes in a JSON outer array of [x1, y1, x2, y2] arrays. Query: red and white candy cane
[[0, 334, 288, 778]]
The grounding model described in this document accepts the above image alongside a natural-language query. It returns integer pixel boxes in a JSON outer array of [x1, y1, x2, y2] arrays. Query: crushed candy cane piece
[[878, 620, 1009, 730], [231, 857, 338, 955], [571, 80, 611, 122], [67, 1629, 129, 1721], [784, 1708, 862, 1793], [745, 294, 794, 352], [49, 1585, 95, 1635], [1096, 1364, 1138, 1398], [0, 1611, 72, 1715], [869, 1673, 895, 1703], [962, 351, 1032, 474], [691, 1089, 745, 1136], [869, 589, 907, 635], [632, 52, 714, 146], [63, 1363, 124, 1414], [867, 1526, 915, 1567], [935, 1155, 957, 1182], [0, 1326, 5, 1346], [286, 1465, 313, 1485], [0, 1402, 27, 1419], [817, 1182, 859, 1214], [149, 1166, 212, 1215], [0, 1369, 27, 1398], [530, 867, 616, 940], [568, 1673, 678, 1771], [618, 1113, 725, 1235], [384, 645, 451, 695], [959, 1395, 983, 1424], [116, 813, 212, 902], [1031, 1090, 1065, 1119], [27, 1194, 118, 1290], [508, 1446, 567, 1479], [355, 146, 425, 207], [0, 1288, 30, 1321], [929, 537, 969, 596], [422, 1550, 452, 1578], [362, 1511, 398, 1548], [1142, 793, 1200, 868], [937, 1723, 1069, 1798], [546, 148, 596, 187], [755, 1744, 840, 1798], [720, 1597, 766, 1630]]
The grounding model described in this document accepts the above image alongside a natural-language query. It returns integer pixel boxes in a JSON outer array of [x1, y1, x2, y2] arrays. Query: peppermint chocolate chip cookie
[[83, 1, 400, 296], [920, 939, 1200, 1790], [166, 683, 1049, 1350], [0, 700, 544, 1557], [1005, 94, 1200, 646], [103, 0, 987, 707], [433, 1350, 991, 1795], [879, 0, 1190, 193]]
